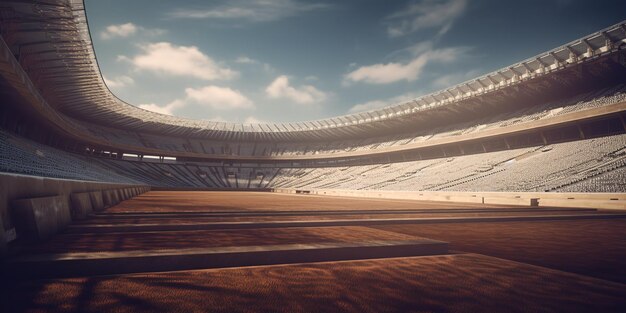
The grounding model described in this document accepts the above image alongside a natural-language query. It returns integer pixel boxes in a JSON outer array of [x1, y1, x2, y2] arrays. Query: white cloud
[[432, 69, 482, 88], [202, 116, 228, 123], [344, 56, 430, 85], [122, 42, 238, 80], [234, 56, 276, 73], [101, 23, 166, 40], [386, 0, 467, 37], [403, 41, 435, 56], [142, 28, 167, 37], [235, 56, 257, 64], [138, 100, 185, 116], [265, 75, 327, 104], [344, 46, 467, 85], [348, 92, 423, 114], [244, 116, 265, 124], [116, 55, 130, 62], [137, 85, 253, 116], [103, 75, 134, 88], [185, 85, 254, 110], [101, 23, 137, 39], [169, 0, 330, 23]]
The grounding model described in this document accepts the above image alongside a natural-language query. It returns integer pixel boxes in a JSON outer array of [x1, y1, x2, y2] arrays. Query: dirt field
[[105, 191, 510, 213], [16, 226, 418, 254], [4, 191, 626, 313]]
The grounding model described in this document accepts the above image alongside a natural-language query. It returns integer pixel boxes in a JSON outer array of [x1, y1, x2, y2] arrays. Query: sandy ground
[[74, 209, 599, 225], [375, 219, 626, 284], [5, 254, 625, 313], [105, 191, 510, 213], [4, 191, 626, 313], [16, 226, 417, 254]]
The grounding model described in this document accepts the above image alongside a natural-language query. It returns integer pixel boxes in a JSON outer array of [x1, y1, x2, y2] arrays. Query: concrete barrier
[[7, 239, 448, 279], [539, 198, 626, 210], [69, 192, 93, 220], [112, 190, 121, 203], [0, 218, 6, 256], [11, 195, 71, 241], [112, 190, 120, 203], [111, 190, 120, 204], [483, 196, 533, 206], [0, 172, 148, 256], [89, 191, 104, 212], [118, 189, 126, 201], [102, 190, 114, 208]]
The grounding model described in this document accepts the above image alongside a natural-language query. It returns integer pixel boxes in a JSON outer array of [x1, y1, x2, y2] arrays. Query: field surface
[[3, 191, 625, 313]]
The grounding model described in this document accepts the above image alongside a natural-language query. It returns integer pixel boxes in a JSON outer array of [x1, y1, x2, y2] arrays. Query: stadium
[[1, 1, 625, 312]]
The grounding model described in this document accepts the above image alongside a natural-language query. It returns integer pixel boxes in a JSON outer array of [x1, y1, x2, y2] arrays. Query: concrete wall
[[0, 173, 150, 256], [89, 191, 104, 212], [70, 192, 93, 220], [12, 195, 71, 241], [273, 189, 626, 210]]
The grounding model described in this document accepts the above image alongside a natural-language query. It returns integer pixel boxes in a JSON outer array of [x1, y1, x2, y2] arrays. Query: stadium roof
[[0, 1, 625, 141]]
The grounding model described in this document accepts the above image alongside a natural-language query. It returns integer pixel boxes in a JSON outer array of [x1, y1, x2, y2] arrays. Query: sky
[[85, 0, 626, 124]]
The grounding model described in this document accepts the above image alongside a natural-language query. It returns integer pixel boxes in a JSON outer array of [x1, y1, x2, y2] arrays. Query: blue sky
[[85, 0, 626, 123]]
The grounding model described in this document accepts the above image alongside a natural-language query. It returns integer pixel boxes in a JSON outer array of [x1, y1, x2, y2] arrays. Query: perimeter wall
[[273, 189, 626, 210], [0, 173, 148, 256]]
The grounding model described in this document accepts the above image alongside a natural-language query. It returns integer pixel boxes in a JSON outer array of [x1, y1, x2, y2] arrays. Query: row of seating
[[75, 84, 626, 157], [1, 129, 625, 193], [268, 135, 626, 193], [0, 130, 140, 184]]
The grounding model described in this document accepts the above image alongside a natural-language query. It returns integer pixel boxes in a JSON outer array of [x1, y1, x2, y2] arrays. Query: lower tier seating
[[2, 129, 625, 192]]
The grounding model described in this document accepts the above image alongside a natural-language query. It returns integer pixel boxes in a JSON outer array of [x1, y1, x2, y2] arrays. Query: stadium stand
[[0, 2, 624, 244], [0, 12, 623, 229], [57, 83, 626, 158], [0, 130, 141, 185], [3, 126, 623, 193]]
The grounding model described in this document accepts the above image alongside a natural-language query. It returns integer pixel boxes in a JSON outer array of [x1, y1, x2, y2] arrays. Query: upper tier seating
[[74, 84, 626, 158]]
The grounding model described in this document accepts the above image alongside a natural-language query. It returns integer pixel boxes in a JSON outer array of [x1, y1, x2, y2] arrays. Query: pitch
[[4, 191, 626, 313]]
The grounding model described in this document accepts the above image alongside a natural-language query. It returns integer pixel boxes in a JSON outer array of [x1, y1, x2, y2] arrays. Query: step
[[92, 207, 598, 219], [66, 213, 626, 234], [6, 239, 449, 279]]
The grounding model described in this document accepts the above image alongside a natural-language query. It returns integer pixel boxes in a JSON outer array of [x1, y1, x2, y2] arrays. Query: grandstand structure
[[0, 1, 626, 312], [0, 3, 624, 193], [0, 2, 624, 223]]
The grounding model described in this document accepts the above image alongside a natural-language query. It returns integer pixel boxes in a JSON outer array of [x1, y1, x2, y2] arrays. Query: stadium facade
[[0, 1, 625, 252]]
